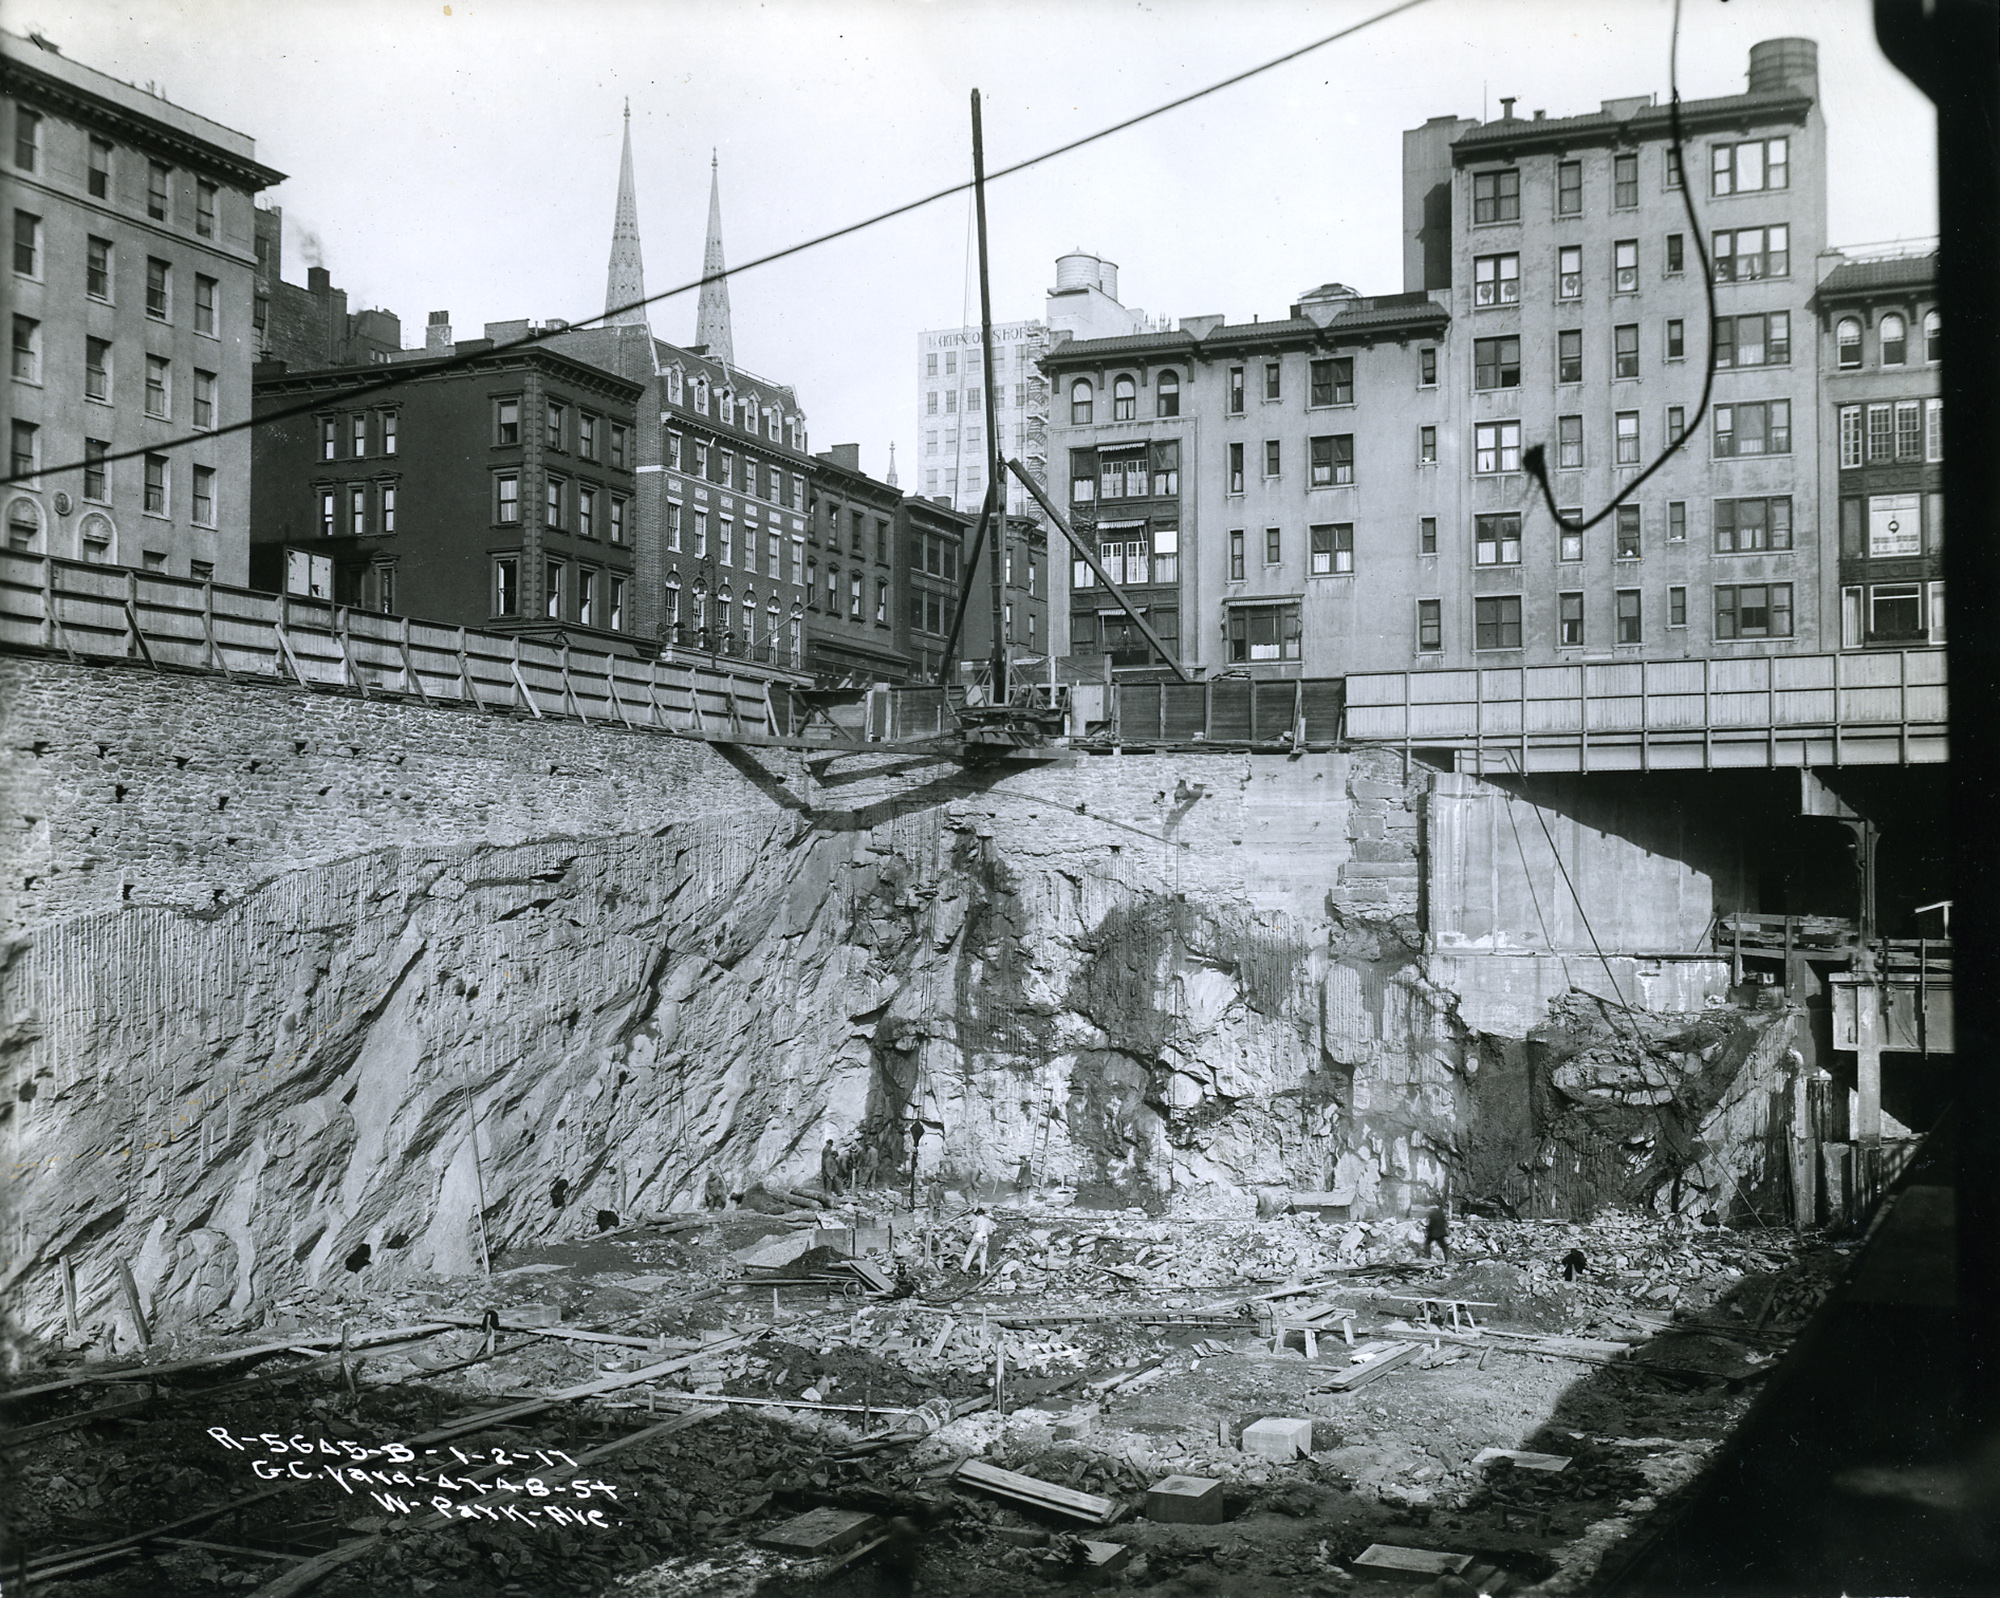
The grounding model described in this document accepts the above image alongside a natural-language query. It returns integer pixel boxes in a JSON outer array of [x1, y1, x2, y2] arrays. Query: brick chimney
[[426, 310, 452, 353]]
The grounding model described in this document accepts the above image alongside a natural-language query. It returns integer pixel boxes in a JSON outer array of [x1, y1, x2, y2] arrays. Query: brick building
[[1812, 249, 1942, 650], [250, 330, 642, 643], [897, 493, 972, 682], [250, 203, 401, 369], [806, 444, 906, 680], [4, 28, 282, 580]]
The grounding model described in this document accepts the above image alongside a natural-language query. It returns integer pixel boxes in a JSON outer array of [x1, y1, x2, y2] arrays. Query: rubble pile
[[3, 1197, 1865, 1597]]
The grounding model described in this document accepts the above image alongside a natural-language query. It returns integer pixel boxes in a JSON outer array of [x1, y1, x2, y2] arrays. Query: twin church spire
[[604, 107, 734, 367]]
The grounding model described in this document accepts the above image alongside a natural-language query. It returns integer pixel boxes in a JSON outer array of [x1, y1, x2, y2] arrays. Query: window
[[1559, 591, 1585, 646], [1559, 510, 1583, 564], [1417, 598, 1442, 650], [1616, 504, 1641, 559], [1712, 399, 1790, 457], [1152, 526, 1179, 582], [1475, 513, 1521, 566], [1420, 516, 1437, 555], [4, 498, 38, 552], [1530, 330, 1570, 392], [381, 484, 397, 534], [1310, 522, 1353, 576], [1711, 137, 1788, 195], [196, 181, 217, 239], [1666, 233, 1685, 274], [1473, 168, 1520, 223], [1264, 362, 1282, 401], [1264, 526, 1282, 565], [1614, 240, 1638, 294], [1228, 529, 1245, 581], [319, 488, 335, 537], [1712, 225, 1789, 281], [493, 557, 520, 616], [1878, 312, 1909, 367], [10, 315, 37, 382], [611, 495, 627, 545], [1611, 152, 1639, 209], [1713, 311, 1790, 368], [1151, 439, 1180, 496], [579, 485, 597, 539], [193, 369, 215, 429], [1927, 398, 1943, 463], [577, 569, 596, 628], [1263, 440, 1283, 478], [1419, 425, 1438, 464], [1310, 434, 1354, 486], [320, 416, 337, 460], [1924, 309, 1941, 363], [1615, 411, 1640, 465], [1112, 375, 1136, 420], [1834, 317, 1863, 369], [1229, 441, 1245, 494], [1475, 595, 1523, 650], [578, 413, 598, 460], [1894, 398, 1923, 460], [1613, 589, 1642, 644], [147, 258, 170, 319], [1070, 449, 1096, 504], [1665, 318, 1685, 360], [1157, 369, 1180, 417], [1869, 583, 1925, 639], [145, 160, 174, 220], [348, 483, 367, 536], [1557, 159, 1581, 216], [1474, 336, 1520, 389], [1420, 346, 1437, 386], [926, 353, 938, 377], [1866, 493, 1922, 558], [1474, 253, 1520, 306], [84, 439, 108, 501], [945, 353, 957, 376], [1557, 414, 1583, 470], [382, 412, 397, 455], [1229, 366, 1245, 414], [145, 355, 170, 418], [1715, 495, 1793, 553], [497, 398, 520, 444], [1668, 404, 1686, 444], [10, 419, 39, 481], [1558, 244, 1581, 299], [1474, 421, 1521, 474], [1070, 379, 1092, 425], [1228, 603, 1301, 662], [12, 210, 38, 277], [496, 473, 519, 523], [89, 136, 111, 197], [87, 236, 111, 298], [1615, 323, 1639, 378], [545, 560, 566, 620], [1716, 582, 1791, 639], [1668, 501, 1686, 542], [546, 401, 566, 450], [351, 413, 367, 457], [926, 392, 938, 416], [4, 110, 35, 180], [1866, 402, 1894, 462], [719, 518, 734, 567], [849, 573, 863, 620], [1310, 357, 1354, 406], [143, 452, 167, 515], [546, 476, 569, 530]]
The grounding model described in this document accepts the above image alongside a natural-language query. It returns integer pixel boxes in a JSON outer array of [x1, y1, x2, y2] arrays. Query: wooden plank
[[754, 1507, 881, 1556], [1472, 1448, 1571, 1473], [954, 1458, 1118, 1524], [1, 1324, 456, 1405], [1321, 1340, 1421, 1391]]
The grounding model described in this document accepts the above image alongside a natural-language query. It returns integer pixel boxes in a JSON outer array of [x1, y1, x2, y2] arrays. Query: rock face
[[0, 660, 1799, 1342]]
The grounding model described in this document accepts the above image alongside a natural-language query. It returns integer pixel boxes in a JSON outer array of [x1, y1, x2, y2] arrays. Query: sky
[[24, 0, 1938, 485]]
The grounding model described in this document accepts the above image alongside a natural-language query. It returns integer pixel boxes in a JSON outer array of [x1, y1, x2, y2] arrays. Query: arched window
[[1070, 378, 1093, 426], [694, 375, 709, 413], [1836, 318, 1862, 370], [6, 496, 44, 553], [691, 578, 708, 631], [1880, 313, 1907, 366], [1112, 375, 1136, 421], [1156, 369, 1180, 418], [741, 588, 756, 642], [1924, 309, 1941, 363], [665, 571, 682, 635], [746, 397, 759, 435]]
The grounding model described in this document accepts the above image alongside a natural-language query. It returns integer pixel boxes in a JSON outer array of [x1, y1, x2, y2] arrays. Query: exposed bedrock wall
[[2, 659, 1474, 1338]]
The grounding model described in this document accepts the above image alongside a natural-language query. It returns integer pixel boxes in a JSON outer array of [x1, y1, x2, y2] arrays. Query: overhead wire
[[3, 0, 1433, 491]]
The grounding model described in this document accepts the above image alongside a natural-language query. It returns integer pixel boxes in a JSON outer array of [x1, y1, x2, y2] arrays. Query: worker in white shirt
[[961, 1205, 996, 1275]]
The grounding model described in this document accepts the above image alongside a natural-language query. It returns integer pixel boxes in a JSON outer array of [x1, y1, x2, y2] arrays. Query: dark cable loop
[[2, 0, 1432, 491], [1526, 0, 1718, 536]]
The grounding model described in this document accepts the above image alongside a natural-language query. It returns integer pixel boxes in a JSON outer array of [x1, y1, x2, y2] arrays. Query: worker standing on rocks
[[961, 1205, 996, 1275], [1423, 1202, 1452, 1262], [703, 1171, 727, 1210], [821, 1138, 844, 1198], [1015, 1154, 1033, 1195]]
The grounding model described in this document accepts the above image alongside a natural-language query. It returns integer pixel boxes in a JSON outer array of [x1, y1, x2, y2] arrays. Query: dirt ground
[[1, 1193, 1850, 1597]]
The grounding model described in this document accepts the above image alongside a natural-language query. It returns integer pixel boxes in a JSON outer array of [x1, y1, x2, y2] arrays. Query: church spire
[[605, 100, 648, 327], [886, 441, 899, 488], [694, 149, 734, 366]]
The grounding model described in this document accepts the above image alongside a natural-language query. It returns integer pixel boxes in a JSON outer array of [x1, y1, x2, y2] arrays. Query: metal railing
[[0, 552, 803, 740]]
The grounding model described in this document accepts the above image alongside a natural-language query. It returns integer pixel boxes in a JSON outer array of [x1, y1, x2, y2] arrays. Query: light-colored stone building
[[4, 29, 283, 581]]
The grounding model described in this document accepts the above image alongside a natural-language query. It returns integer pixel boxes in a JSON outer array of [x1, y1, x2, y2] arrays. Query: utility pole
[[971, 89, 1007, 706]]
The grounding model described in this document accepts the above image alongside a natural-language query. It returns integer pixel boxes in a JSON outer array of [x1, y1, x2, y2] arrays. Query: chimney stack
[[426, 310, 452, 353], [1499, 96, 1516, 120]]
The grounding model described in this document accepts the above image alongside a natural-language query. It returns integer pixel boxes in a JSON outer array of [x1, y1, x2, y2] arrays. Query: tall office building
[[4, 29, 283, 581]]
